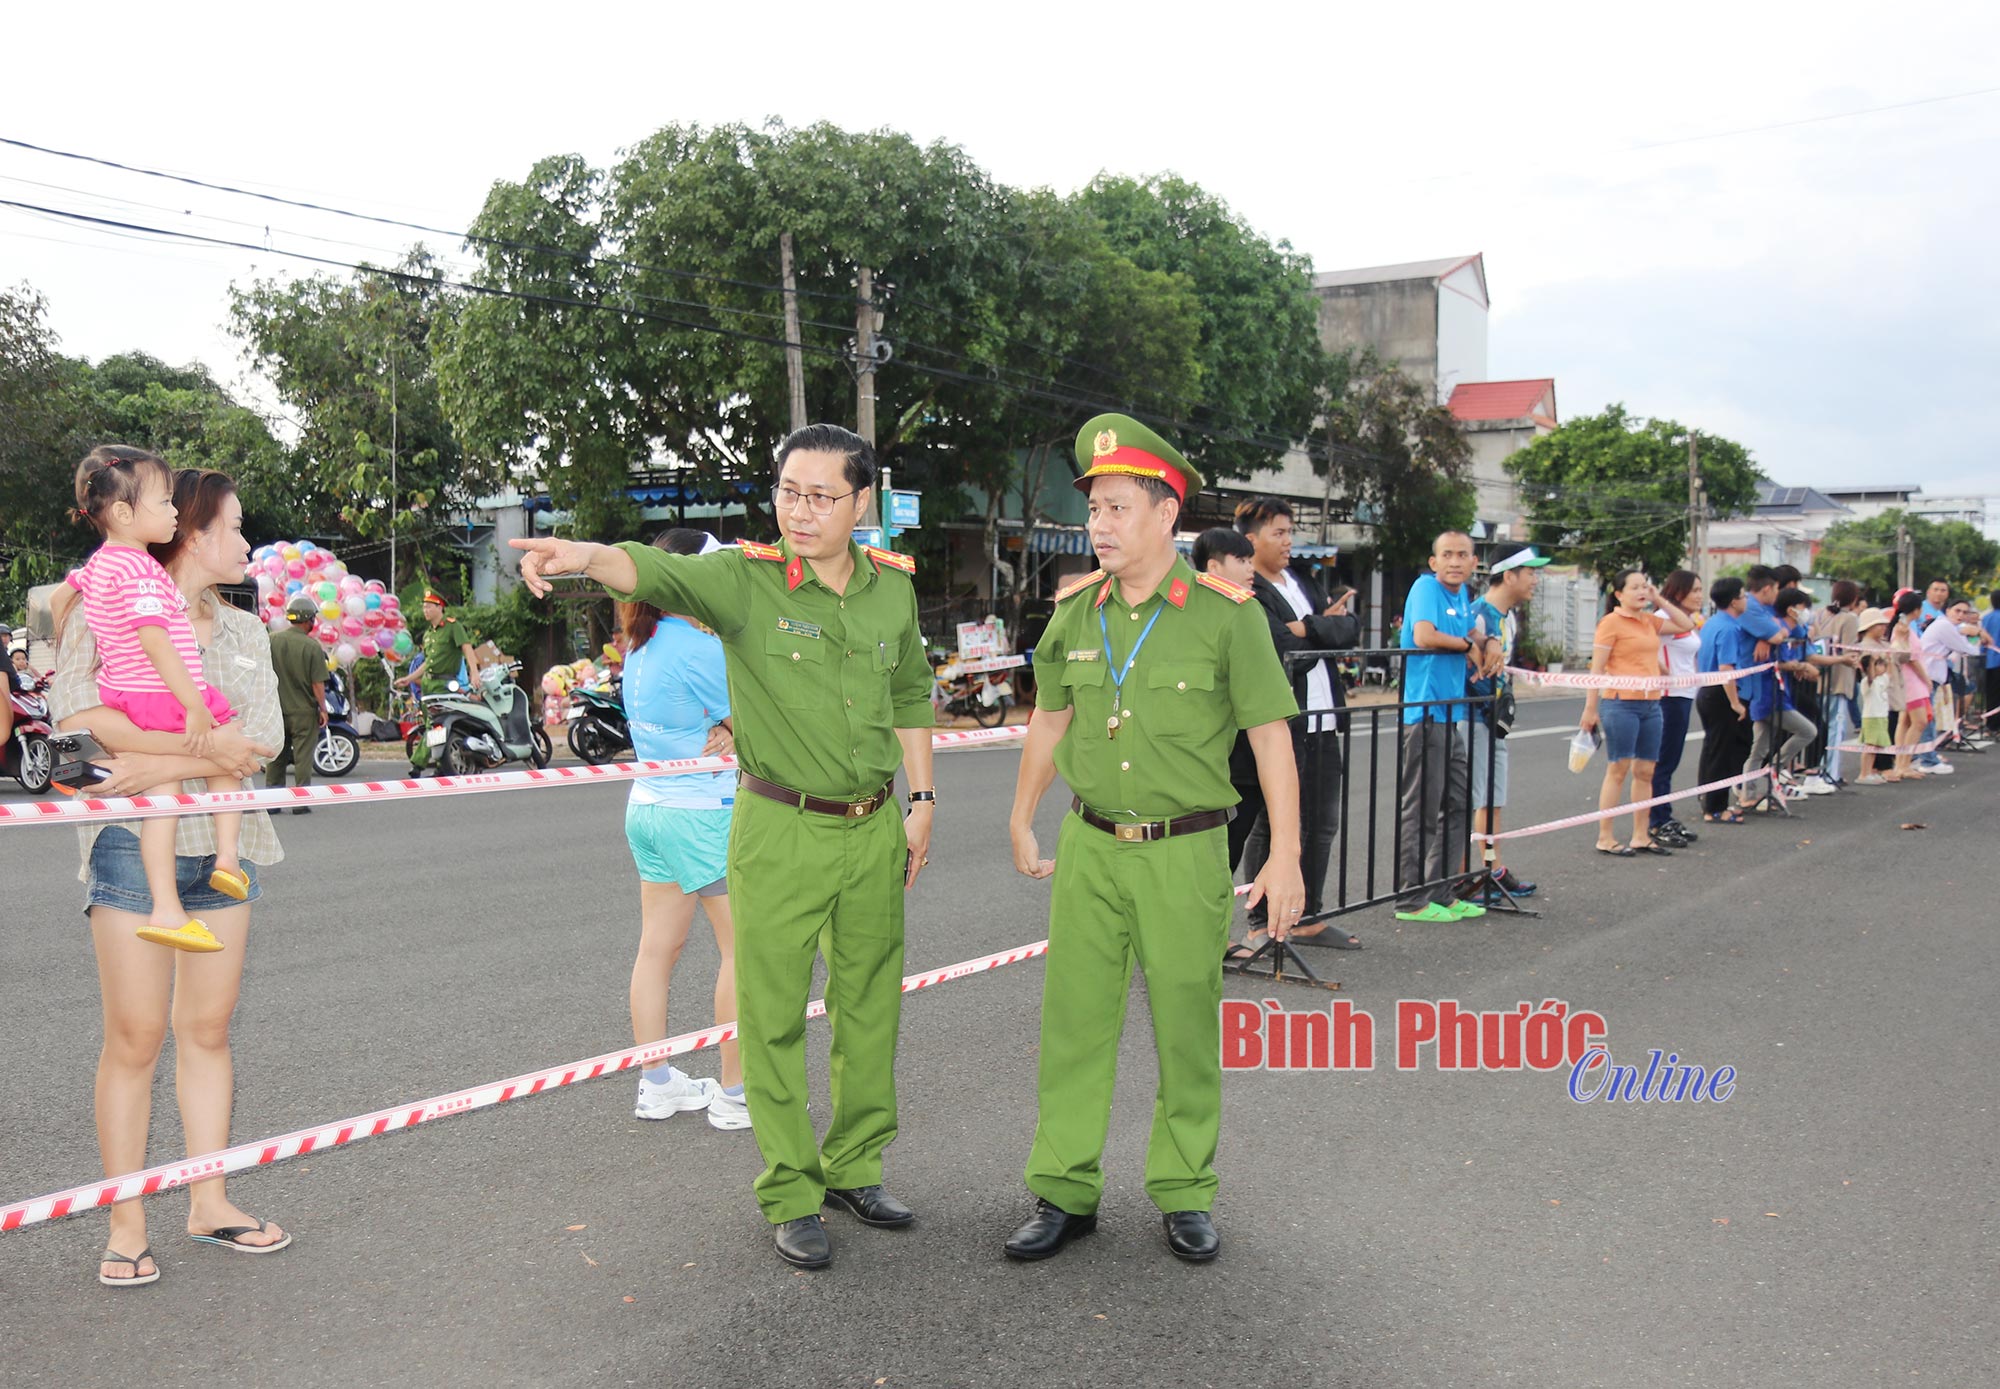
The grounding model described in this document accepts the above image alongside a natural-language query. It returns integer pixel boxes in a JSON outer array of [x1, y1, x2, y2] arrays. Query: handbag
[[1491, 684, 1518, 738]]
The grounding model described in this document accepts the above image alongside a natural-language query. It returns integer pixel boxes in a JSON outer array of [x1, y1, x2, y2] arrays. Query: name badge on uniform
[[1065, 649, 1100, 662], [776, 617, 822, 640]]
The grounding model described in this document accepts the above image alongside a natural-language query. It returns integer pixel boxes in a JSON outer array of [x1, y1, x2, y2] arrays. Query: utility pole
[[855, 265, 877, 447], [1686, 431, 1701, 574], [1896, 520, 1913, 591], [780, 233, 807, 433], [388, 344, 399, 595]]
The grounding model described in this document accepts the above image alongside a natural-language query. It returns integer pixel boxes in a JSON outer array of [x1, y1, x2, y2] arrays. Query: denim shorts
[[1599, 697, 1663, 763], [624, 802, 731, 896], [1468, 717, 1508, 808], [83, 827, 262, 919]]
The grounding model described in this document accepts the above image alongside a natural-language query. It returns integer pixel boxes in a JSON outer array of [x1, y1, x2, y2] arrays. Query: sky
[[5, 0, 1996, 524]]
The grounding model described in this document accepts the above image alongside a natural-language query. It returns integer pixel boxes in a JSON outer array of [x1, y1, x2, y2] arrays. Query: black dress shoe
[[289, 806, 313, 816], [1163, 1210, 1219, 1262], [823, 1184, 914, 1228], [773, 1215, 830, 1268], [1003, 1199, 1097, 1260]]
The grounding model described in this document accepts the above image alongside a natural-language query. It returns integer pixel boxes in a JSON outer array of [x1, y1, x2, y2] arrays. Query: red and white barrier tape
[[0, 725, 1027, 828], [0, 936, 1049, 1233], [1831, 734, 1948, 756], [1506, 663, 1774, 693], [1471, 765, 1787, 844]]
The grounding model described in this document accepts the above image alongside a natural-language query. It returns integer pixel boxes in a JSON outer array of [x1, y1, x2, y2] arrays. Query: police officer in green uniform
[[1005, 414, 1306, 1263], [512, 424, 936, 1271], [266, 594, 329, 812], [403, 590, 478, 774]]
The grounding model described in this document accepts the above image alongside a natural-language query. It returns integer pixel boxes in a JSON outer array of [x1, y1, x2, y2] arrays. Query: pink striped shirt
[[65, 544, 209, 700]]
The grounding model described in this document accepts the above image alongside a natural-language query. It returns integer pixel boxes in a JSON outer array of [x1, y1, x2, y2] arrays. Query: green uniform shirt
[[1034, 557, 1297, 820], [268, 625, 327, 723], [609, 538, 934, 801], [419, 614, 468, 694]]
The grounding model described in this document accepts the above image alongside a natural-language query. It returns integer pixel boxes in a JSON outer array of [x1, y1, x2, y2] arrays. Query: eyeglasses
[[772, 485, 857, 517]]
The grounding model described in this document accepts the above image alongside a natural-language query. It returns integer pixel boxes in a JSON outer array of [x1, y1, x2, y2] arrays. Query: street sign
[[853, 527, 884, 549], [887, 490, 921, 535]]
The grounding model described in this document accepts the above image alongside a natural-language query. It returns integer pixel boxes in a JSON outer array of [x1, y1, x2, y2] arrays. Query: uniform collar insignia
[[786, 556, 805, 592]]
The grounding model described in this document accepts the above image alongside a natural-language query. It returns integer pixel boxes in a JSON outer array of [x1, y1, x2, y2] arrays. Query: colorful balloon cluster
[[249, 540, 413, 668]]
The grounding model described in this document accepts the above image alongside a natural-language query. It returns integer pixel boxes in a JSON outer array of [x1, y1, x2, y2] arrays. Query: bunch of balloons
[[249, 540, 414, 669]]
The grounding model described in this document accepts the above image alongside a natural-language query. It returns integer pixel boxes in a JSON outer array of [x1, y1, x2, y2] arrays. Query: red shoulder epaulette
[[1195, 573, 1253, 604], [1054, 569, 1107, 602], [737, 540, 784, 562], [862, 544, 916, 575]]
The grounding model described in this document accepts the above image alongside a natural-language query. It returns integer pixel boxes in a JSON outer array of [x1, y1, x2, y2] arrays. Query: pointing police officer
[[1004, 415, 1305, 1264], [512, 424, 934, 1272]]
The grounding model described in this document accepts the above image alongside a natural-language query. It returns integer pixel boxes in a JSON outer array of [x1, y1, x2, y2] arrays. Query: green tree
[[0, 284, 92, 611], [1816, 509, 2000, 598], [1317, 348, 1475, 568], [1504, 404, 1761, 586], [1077, 174, 1323, 482], [230, 249, 490, 583]]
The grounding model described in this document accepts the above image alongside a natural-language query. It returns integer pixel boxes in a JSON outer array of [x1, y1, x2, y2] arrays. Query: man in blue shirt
[[1467, 542, 1550, 902], [1693, 577, 1755, 823], [1393, 531, 1495, 922], [1983, 590, 2000, 724]]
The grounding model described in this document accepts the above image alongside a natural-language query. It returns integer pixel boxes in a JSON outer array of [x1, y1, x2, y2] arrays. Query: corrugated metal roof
[[1313, 254, 1480, 289]]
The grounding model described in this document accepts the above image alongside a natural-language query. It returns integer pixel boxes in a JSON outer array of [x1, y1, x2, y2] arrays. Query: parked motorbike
[[566, 678, 631, 765], [4, 673, 56, 794], [407, 663, 553, 775], [313, 667, 364, 779], [929, 649, 1016, 728]]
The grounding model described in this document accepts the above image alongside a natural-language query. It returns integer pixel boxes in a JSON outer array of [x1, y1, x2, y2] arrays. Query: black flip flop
[[1295, 923, 1364, 950], [1595, 845, 1637, 858], [1635, 843, 1674, 856], [98, 1245, 159, 1287], [189, 1218, 292, 1254]]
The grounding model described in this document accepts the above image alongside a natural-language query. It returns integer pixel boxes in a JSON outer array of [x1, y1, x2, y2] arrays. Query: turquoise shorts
[[624, 801, 731, 895]]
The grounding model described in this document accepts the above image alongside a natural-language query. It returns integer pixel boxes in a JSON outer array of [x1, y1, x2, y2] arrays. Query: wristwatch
[[907, 790, 937, 806]]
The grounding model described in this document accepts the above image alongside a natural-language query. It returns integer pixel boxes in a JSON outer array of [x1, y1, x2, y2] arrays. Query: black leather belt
[[741, 772, 895, 819], [1070, 796, 1229, 843]]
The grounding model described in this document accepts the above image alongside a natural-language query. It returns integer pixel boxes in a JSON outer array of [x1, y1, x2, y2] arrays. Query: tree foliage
[[230, 249, 492, 584], [1504, 404, 1761, 586], [1319, 347, 1475, 568], [1816, 509, 2000, 599]]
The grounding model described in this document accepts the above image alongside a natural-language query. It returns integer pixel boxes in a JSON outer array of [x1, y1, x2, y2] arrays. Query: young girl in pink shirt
[[68, 447, 246, 952]]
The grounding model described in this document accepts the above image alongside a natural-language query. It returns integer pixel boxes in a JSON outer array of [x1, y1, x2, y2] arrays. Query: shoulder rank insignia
[[861, 544, 916, 575], [1054, 569, 1107, 603], [737, 540, 784, 562], [1195, 573, 1253, 604]]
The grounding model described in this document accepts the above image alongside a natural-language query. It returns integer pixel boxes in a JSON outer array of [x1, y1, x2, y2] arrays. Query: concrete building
[[1313, 254, 1491, 404], [1704, 483, 1853, 575], [1818, 485, 1994, 536], [1446, 378, 1558, 538]]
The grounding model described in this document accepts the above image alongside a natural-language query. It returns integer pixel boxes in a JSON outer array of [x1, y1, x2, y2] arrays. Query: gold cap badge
[[1093, 429, 1119, 457]]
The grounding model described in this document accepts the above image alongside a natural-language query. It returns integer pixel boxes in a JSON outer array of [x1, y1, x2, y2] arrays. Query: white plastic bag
[[1568, 727, 1603, 774]]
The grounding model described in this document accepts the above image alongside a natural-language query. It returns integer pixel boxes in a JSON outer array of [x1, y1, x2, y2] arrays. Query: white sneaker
[[706, 1087, 752, 1131], [1927, 761, 1955, 775], [1803, 776, 1837, 796], [635, 1070, 719, 1120]]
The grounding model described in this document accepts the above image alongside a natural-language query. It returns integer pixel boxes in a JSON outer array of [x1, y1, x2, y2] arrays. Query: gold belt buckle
[[1115, 822, 1148, 842], [851, 798, 871, 817]]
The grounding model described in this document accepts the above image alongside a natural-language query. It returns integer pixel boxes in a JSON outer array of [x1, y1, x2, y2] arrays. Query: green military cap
[[1073, 413, 1204, 502]]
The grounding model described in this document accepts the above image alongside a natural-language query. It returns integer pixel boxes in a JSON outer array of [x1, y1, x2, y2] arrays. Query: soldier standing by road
[[511, 424, 935, 1271], [265, 595, 328, 813], [1003, 414, 1304, 1265]]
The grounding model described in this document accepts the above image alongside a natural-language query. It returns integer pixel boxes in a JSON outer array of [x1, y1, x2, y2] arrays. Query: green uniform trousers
[[265, 713, 319, 789], [1025, 810, 1233, 1216], [728, 790, 906, 1223]]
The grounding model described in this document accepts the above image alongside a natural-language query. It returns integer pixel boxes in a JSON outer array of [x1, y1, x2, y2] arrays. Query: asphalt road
[[1, 696, 1994, 1388]]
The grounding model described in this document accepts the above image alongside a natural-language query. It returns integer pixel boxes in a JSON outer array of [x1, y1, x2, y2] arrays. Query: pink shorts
[[99, 682, 237, 733]]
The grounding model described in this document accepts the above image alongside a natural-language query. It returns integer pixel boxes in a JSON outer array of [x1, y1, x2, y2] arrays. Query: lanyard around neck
[[1100, 602, 1166, 703]]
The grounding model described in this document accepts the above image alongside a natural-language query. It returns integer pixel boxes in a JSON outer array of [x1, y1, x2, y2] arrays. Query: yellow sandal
[[135, 921, 225, 953], [208, 866, 251, 900]]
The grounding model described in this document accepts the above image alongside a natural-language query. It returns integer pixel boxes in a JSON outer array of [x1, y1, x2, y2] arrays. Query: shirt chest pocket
[[762, 631, 826, 709], [1060, 659, 1108, 736], [1145, 662, 1220, 739]]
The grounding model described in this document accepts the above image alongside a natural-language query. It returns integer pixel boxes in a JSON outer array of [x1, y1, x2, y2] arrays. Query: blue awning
[[1028, 527, 1095, 555], [523, 480, 761, 514]]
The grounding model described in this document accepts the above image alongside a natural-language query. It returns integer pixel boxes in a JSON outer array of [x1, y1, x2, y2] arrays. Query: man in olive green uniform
[[512, 424, 936, 1271], [1006, 415, 1306, 1264], [266, 595, 329, 812], [404, 590, 478, 773]]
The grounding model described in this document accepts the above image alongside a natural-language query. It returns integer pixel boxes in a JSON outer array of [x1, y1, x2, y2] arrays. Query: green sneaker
[[1448, 900, 1487, 919], [1394, 903, 1459, 922]]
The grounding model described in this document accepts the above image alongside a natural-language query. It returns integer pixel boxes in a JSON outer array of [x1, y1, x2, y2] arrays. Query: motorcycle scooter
[[4, 673, 56, 794], [407, 662, 553, 776], [565, 678, 631, 765]]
